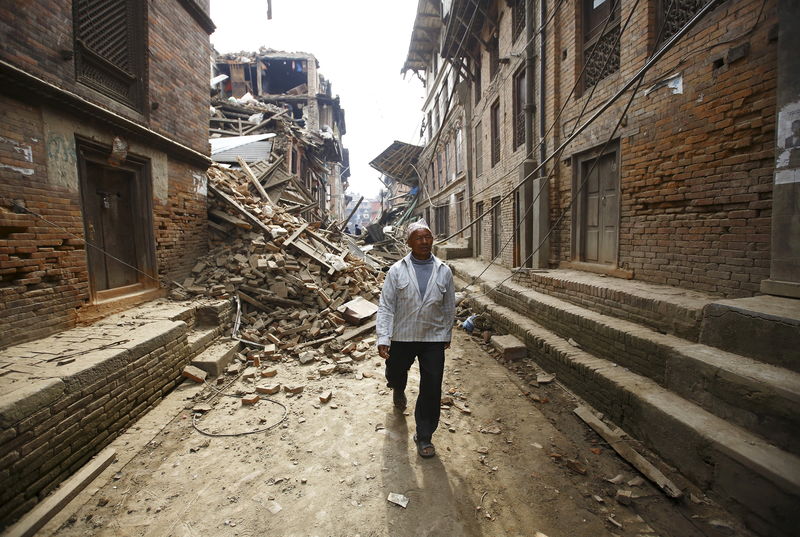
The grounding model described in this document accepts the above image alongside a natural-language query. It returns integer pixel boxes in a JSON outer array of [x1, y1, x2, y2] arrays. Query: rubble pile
[[172, 164, 384, 352]]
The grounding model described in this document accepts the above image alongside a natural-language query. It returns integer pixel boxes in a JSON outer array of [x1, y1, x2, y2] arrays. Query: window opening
[[73, 0, 146, 110], [490, 100, 501, 167], [513, 66, 527, 150], [582, 0, 620, 89]]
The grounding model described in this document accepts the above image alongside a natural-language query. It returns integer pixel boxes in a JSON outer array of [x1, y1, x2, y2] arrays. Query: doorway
[[77, 140, 156, 302], [575, 143, 619, 265]]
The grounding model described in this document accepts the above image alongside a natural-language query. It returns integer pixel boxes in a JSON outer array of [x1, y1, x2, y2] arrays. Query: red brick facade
[[0, 0, 213, 349], [422, 0, 778, 298], [547, 0, 776, 297]]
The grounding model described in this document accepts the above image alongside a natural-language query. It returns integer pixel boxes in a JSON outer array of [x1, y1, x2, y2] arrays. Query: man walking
[[376, 220, 455, 458]]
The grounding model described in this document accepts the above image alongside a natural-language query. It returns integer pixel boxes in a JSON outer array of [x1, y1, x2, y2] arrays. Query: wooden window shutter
[[74, 0, 145, 110]]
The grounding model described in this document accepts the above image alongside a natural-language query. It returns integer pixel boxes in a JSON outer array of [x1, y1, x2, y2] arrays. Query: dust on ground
[[42, 328, 749, 537]]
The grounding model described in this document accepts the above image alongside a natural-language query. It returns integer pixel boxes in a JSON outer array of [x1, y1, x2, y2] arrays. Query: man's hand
[[378, 344, 390, 360]]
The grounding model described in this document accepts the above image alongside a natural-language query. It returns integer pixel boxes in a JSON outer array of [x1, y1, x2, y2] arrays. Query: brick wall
[[0, 0, 211, 348], [155, 160, 209, 283], [0, 93, 209, 349], [470, 0, 531, 268], [0, 0, 212, 154], [0, 322, 191, 526], [148, 0, 214, 154], [547, 0, 777, 297], [0, 96, 88, 348]]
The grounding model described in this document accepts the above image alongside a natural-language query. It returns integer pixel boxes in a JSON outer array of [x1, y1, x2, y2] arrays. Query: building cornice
[[176, 0, 216, 34]]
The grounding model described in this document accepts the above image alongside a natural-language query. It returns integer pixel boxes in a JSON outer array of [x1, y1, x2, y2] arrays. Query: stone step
[[466, 290, 800, 537], [191, 338, 240, 377], [699, 296, 800, 372], [451, 258, 714, 341], [456, 265, 800, 456], [187, 326, 221, 356]]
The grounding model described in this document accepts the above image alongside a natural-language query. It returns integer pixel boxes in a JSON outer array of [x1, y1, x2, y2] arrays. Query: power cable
[[463, 0, 641, 284], [462, 0, 726, 298]]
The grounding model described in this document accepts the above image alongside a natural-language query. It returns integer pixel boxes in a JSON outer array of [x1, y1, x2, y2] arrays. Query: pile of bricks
[[171, 164, 384, 349]]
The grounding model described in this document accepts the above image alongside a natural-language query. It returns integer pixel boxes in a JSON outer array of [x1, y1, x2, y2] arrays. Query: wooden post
[[341, 196, 364, 232]]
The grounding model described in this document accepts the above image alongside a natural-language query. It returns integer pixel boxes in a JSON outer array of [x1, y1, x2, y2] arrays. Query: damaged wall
[[0, 0, 214, 349]]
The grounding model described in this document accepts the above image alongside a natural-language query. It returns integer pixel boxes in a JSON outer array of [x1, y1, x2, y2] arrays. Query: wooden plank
[[5, 448, 116, 537], [237, 156, 273, 204], [573, 406, 684, 499], [336, 320, 377, 343], [209, 208, 251, 229], [296, 334, 336, 349], [238, 285, 305, 307], [283, 222, 309, 247], [340, 196, 364, 231], [306, 228, 344, 254], [237, 290, 270, 312], [208, 184, 272, 235]]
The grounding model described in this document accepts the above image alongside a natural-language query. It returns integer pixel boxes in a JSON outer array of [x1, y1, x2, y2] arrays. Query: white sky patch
[[210, 0, 425, 199]]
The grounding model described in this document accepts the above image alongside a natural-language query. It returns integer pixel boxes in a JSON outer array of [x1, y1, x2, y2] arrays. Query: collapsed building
[[210, 50, 350, 224]]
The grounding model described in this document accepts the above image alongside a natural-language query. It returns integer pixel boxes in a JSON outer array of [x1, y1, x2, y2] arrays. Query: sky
[[210, 0, 426, 200]]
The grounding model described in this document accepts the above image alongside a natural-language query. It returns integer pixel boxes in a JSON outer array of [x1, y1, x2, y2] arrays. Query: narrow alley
[[1, 1, 799, 537], [33, 312, 744, 537]]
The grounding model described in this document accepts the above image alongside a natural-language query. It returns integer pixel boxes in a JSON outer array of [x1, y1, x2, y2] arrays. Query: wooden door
[[581, 150, 618, 264], [84, 162, 140, 291]]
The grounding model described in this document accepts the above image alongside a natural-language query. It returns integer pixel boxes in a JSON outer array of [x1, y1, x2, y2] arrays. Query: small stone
[[256, 383, 281, 395], [615, 489, 632, 505], [565, 459, 587, 475], [536, 373, 555, 384], [261, 368, 278, 378], [284, 385, 305, 394], [319, 391, 333, 403], [192, 403, 213, 413], [627, 476, 644, 487], [477, 447, 489, 454], [298, 351, 316, 365], [242, 367, 258, 379], [319, 364, 337, 376]]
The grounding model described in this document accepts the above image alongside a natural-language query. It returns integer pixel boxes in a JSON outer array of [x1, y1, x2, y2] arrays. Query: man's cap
[[406, 219, 431, 239]]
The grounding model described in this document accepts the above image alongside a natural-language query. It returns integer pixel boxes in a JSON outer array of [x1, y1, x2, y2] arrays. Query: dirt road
[[40, 328, 748, 537]]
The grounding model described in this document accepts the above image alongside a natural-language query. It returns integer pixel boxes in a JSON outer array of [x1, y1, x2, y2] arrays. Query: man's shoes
[[392, 390, 407, 410]]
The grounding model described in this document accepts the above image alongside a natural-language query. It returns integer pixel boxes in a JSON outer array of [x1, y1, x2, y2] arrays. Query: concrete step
[[699, 296, 800, 372], [456, 266, 800, 456], [191, 338, 240, 377], [466, 289, 800, 537], [451, 258, 714, 340]]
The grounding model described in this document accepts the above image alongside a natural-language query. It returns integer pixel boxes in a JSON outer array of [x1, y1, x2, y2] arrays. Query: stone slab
[[468, 290, 800, 537], [490, 334, 527, 360], [699, 296, 800, 372], [191, 339, 240, 377]]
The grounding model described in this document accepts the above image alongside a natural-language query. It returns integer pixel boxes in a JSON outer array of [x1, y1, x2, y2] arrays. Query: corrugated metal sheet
[[210, 134, 275, 163]]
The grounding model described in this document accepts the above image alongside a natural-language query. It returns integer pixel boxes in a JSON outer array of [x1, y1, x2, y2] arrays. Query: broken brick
[[182, 365, 208, 383]]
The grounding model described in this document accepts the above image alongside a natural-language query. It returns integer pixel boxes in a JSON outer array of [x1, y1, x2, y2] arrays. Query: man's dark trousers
[[385, 341, 446, 442]]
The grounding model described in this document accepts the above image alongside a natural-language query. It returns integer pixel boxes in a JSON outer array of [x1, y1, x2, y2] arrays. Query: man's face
[[407, 228, 433, 258]]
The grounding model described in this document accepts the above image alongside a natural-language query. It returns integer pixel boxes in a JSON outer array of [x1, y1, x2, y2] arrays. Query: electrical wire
[[461, 0, 727, 299], [460, 0, 642, 285], [191, 364, 289, 437]]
